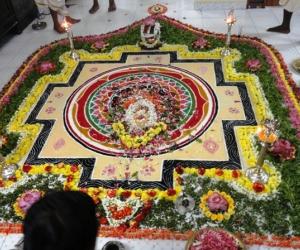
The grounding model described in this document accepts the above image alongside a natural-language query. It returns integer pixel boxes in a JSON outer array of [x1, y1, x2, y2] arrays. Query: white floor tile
[[0, 234, 22, 250]]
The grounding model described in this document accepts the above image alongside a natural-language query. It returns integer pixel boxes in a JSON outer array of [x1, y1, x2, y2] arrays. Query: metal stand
[[245, 142, 270, 183], [221, 23, 233, 56], [67, 29, 80, 61]]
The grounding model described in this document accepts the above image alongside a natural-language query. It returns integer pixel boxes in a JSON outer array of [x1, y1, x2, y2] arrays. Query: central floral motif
[[125, 97, 158, 131], [64, 65, 217, 157], [111, 97, 168, 149]]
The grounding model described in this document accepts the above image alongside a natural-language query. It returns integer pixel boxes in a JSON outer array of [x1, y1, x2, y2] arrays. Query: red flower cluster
[[22, 164, 32, 173], [167, 188, 176, 196], [130, 201, 152, 228], [253, 182, 265, 193], [109, 205, 133, 220]]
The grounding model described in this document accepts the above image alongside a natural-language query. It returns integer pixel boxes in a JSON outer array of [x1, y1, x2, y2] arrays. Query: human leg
[[49, 8, 66, 33], [89, 0, 99, 14], [108, 0, 116, 12], [267, 9, 293, 33], [65, 16, 81, 24]]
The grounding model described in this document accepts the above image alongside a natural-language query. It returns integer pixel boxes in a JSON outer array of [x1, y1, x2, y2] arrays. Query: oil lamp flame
[[61, 19, 71, 31], [226, 10, 236, 25]]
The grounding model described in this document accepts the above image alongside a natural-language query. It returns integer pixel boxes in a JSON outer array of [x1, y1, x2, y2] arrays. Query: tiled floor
[[0, 1, 299, 249]]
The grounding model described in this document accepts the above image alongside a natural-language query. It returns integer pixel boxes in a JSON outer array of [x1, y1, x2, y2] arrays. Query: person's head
[[23, 191, 99, 250]]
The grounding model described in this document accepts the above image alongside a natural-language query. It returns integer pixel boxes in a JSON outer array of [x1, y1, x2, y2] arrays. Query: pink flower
[[18, 190, 43, 214], [246, 59, 261, 72], [37, 61, 56, 74], [193, 37, 209, 49], [92, 40, 107, 50], [269, 138, 296, 161], [207, 192, 228, 212]]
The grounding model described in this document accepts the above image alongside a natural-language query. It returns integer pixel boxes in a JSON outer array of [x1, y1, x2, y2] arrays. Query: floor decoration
[[0, 13, 299, 248], [147, 4, 168, 15]]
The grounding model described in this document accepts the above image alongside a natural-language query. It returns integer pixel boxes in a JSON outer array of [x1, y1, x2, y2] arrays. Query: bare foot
[[54, 25, 66, 34], [65, 16, 81, 24], [89, 4, 99, 14], [267, 25, 290, 34]]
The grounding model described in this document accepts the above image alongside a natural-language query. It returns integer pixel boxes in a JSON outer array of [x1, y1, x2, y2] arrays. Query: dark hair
[[23, 191, 99, 250]]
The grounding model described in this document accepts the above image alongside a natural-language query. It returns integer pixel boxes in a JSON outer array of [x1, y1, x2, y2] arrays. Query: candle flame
[[256, 123, 278, 144], [226, 9, 236, 24], [61, 18, 71, 31], [256, 125, 263, 135]]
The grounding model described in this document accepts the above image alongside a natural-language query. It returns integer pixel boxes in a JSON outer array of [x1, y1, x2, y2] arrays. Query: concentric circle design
[[64, 64, 217, 157]]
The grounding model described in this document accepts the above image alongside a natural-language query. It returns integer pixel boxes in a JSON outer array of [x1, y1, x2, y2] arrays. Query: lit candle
[[226, 10, 236, 25], [245, 119, 278, 183], [61, 18, 80, 61], [221, 9, 237, 56]]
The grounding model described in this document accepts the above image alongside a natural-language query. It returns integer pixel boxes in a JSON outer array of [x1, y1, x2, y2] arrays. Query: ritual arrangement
[[0, 4, 299, 249]]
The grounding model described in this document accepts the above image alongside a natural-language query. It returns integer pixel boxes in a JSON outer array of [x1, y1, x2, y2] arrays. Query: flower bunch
[[36, 61, 56, 74], [246, 59, 262, 72], [91, 40, 109, 52], [199, 190, 235, 221], [193, 37, 210, 49], [269, 138, 296, 161], [112, 122, 167, 149], [13, 189, 44, 218]]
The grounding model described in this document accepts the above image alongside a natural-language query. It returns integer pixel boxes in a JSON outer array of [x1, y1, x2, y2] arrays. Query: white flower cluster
[[124, 97, 158, 131]]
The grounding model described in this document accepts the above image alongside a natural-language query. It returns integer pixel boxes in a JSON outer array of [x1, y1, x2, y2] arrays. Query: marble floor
[[0, 0, 299, 249]]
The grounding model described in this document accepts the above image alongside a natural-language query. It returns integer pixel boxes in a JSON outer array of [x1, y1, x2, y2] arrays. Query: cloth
[[279, 0, 300, 12], [34, 0, 68, 15]]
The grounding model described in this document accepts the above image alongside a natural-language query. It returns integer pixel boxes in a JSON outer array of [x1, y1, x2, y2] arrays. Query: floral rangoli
[[0, 14, 299, 248]]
